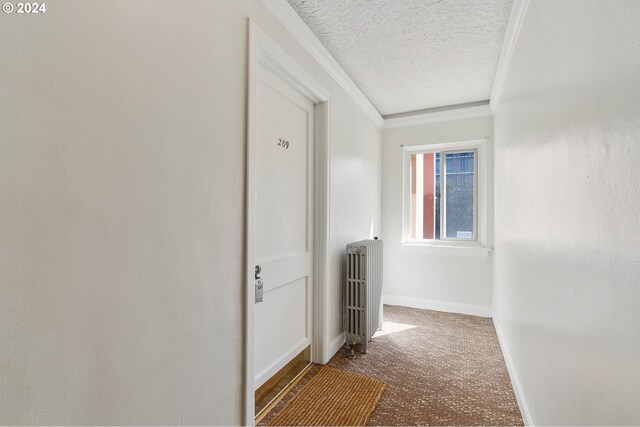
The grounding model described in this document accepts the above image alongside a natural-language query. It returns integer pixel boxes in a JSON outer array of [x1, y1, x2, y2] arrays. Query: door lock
[[255, 265, 263, 304]]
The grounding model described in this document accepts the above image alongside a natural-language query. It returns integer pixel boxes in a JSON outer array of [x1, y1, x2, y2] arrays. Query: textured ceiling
[[286, 0, 514, 116]]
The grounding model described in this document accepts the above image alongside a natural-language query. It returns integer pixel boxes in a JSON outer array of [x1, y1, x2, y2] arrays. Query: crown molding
[[260, 0, 384, 128], [489, 0, 530, 113], [383, 103, 492, 129]]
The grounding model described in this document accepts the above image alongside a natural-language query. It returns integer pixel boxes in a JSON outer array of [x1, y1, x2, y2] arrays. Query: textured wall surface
[[493, 0, 640, 424], [287, 0, 513, 115], [382, 117, 494, 311], [0, 0, 381, 424]]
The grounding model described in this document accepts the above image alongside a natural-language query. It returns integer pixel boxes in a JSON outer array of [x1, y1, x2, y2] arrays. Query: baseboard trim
[[383, 295, 493, 318], [328, 332, 345, 360], [493, 316, 534, 426]]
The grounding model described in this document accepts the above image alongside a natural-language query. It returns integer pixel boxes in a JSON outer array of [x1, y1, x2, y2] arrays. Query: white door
[[253, 63, 314, 388]]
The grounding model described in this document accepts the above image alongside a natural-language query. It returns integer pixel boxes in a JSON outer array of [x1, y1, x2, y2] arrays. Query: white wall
[[381, 117, 494, 314], [329, 104, 382, 342], [493, 0, 640, 425], [0, 1, 381, 424]]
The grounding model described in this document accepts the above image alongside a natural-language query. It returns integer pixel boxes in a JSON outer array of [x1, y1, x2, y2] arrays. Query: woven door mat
[[267, 365, 386, 426]]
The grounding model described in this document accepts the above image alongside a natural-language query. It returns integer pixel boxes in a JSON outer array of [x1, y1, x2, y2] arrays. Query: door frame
[[244, 19, 332, 425]]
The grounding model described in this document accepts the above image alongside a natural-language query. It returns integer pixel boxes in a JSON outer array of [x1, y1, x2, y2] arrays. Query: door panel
[[256, 72, 310, 261], [254, 277, 309, 382], [254, 63, 314, 389]]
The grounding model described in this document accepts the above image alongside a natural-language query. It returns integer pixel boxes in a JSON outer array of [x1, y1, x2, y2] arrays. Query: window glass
[[409, 150, 475, 241], [435, 152, 441, 239], [444, 152, 474, 239]]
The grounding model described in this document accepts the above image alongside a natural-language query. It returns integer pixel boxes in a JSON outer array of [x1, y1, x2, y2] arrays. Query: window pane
[[435, 153, 441, 239], [445, 152, 474, 239], [421, 153, 435, 239], [410, 153, 438, 240], [410, 154, 416, 239]]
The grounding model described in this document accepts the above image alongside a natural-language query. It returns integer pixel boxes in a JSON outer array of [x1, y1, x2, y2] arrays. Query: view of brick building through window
[[410, 151, 475, 240]]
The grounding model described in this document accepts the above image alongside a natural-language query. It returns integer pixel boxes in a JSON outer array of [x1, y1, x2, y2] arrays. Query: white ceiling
[[286, 0, 514, 116]]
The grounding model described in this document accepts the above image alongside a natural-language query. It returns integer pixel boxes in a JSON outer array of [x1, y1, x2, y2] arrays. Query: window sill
[[400, 241, 492, 258]]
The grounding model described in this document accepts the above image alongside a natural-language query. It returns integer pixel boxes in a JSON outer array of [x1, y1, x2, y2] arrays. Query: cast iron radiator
[[344, 238, 383, 354]]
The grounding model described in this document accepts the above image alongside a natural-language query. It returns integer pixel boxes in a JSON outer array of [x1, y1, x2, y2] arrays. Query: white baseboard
[[383, 295, 493, 318], [493, 316, 534, 426], [328, 332, 345, 361]]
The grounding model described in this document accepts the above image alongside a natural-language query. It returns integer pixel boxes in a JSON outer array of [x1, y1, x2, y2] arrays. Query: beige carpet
[[266, 365, 385, 426], [260, 305, 523, 426]]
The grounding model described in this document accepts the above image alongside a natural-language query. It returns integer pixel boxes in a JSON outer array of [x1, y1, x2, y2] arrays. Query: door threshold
[[255, 346, 313, 423], [255, 362, 312, 424]]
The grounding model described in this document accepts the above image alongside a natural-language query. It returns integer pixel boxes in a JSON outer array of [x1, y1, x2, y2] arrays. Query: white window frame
[[402, 139, 488, 253]]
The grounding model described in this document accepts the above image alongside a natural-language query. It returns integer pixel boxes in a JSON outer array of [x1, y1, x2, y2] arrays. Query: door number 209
[[277, 138, 290, 149]]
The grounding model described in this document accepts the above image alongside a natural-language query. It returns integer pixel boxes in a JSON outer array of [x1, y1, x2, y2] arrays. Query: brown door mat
[[267, 365, 386, 426]]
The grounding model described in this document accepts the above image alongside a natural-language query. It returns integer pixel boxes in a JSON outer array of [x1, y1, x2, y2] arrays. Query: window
[[403, 141, 482, 244]]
